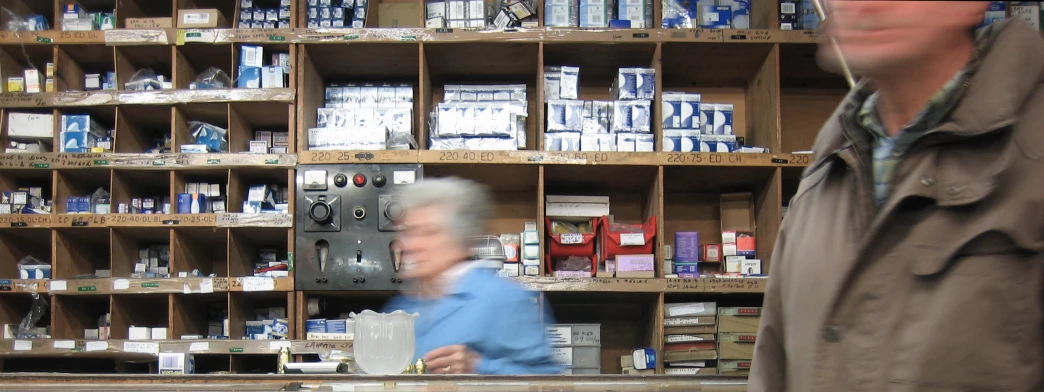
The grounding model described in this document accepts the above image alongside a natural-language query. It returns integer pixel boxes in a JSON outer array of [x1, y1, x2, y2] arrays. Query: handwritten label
[[269, 341, 292, 350], [665, 278, 700, 291], [619, 233, 645, 246], [0, 215, 48, 227], [13, 340, 32, 351], [49, 280, 67, 291], [123, 342, 159, 354], [85, 341, 108, 351], [56, 214, 106, 226], [199, 278, 214, 294], [113, 279, 130, 290], [549, 347, 573, 366], [53, 340, 76, 349], [240, 277, 275, 292], [189, 342, 210, 352], [559, 233, 583, 245], [572, 329, 599, 345], [437, 151, 496, 162]]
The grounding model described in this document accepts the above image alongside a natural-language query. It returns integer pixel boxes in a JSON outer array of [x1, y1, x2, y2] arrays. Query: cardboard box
[[665, 302, 716, 318], [717, 332, 756, 360], [127, 17, 173, 28], [717, 307, 761, 333], [178, 9, 229, 28], [158, 353, 194, 374], [718, 359, 751, 376], [379, 2, 421, 27]]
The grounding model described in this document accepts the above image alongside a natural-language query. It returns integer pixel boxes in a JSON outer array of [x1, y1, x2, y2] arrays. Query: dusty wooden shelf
[[518, 277, 766, 293], [0, 339, 351, 356], [299, 151, 810, 167], [0, 89, 294, 108], [0, 213, 291, 229], [0, 153, 296, 170]]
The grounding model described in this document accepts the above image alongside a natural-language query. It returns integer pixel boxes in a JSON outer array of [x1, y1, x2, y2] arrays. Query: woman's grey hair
[[395, 177, 495, 246]]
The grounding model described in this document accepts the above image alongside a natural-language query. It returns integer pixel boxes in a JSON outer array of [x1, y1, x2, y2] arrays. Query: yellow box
[[7, 77, 25, 93]]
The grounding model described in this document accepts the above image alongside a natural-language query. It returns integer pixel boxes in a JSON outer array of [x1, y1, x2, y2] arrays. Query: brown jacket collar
[[807, 18, 1044, 172]]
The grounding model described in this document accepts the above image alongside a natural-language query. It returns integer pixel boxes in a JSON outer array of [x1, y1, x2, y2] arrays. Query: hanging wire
[[811, 0, 856, 88]]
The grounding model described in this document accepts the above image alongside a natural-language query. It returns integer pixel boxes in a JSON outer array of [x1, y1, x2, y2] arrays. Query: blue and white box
[[662, 130, 699, 152], [673, 263, 700, 274], [699, 5, 731, 29], [699, 134, 737, 152], [325, 319, 347, 333], [799, 0, 819, 30], [581, 133, 616, 151], [662, 93, 701, 130], [983, 1, 1006, 27], [700, 103, 716, 134], [546, 100, 584, 132], [544, 0, 578, 27], [176, 193, 192, 214], [635, 133, 654, 151], [611, 100, 652, 134], [616, 0, 647, 27], [305, 319, 326, 333], [237, 66, 262, 88], [615, 68, 638, 100], [579, 0, 609, 27], [544, 132, 581, 151], [714, 103, 734, 135], [719, 0, 749, 29]]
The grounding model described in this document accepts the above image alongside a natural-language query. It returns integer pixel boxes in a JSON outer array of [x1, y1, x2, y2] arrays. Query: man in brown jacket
[[750, 2, 1044, 391]]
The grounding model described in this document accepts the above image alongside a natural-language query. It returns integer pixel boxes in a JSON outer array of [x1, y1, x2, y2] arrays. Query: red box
[[546, 217, 599, 275], [700, 244, 721, 262], [599, 215, 657, 263]]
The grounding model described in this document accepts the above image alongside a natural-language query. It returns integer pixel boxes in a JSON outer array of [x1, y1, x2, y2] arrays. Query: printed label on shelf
[[200, 279, 214, 294], [85, 341, 108, 351], [124, 342, 159, 354], [49, 280, 67, 291], [665, 334, 707, 343], [620, 233, 646, 246], [240, 277, 275, 292], [113, 279, 130, 290], [548, 347, 573, 366], [13, 340, 32, 351], [270, 341, 292, 350], [668, 303, 706, 317], [183, 284, 191, 294], [189, 342, 210, 352], [53, 340, 76, 349], [545, 326, 571, 345], [559, 233, 583, 245]]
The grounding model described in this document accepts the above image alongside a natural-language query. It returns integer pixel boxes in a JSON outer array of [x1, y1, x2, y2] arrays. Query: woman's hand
[[424, 345, 481, 374]]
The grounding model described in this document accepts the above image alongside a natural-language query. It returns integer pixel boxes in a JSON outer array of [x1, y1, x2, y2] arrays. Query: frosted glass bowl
[[350, 310, 418, 375]]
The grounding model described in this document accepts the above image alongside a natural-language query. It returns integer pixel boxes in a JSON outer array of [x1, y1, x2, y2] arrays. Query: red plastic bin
[[599, 215, 657, 262], [545, 217, 600, 275]]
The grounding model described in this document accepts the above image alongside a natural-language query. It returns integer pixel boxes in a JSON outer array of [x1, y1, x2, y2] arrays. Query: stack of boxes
[[305, 317, 352, 340], [6, 13, 49, 31], [663, 301, 717, 374], [254, 248, 290, 277], [429, 84, 528, 151], [546, 324, 601, 374], [305, 0, 366, 28], [85, 313, 111, 340], [664, 193, 761, 277], [6, 112, 53, 153], [177, 182, 226, 214], [662, 0, 749, 29], [251, 130, 290, 154], [244, 308, 289, 340], [498, 222, 541, 278], [132, 245, 170, 279], [716, 306, 760, 376], [237, 46, 290, 89], [543, 66, 654, 152], [177, 310, 230, 339], [310, 83, 414, 150], [238, 0, 292, 29], [243, 183, 290, 214], [60, 114, 113, 153], [129, 325, 169, 340], [425, 0, 487, 28], [779, 0, 819, 30], [545, 0, 651, 28], [7, 62, 55, 94], [117, 196, 172, 215], [0, 187, 50, 215], [661, 94, 746, 153], [64, 188, 110, 215], [61, 4, 115, 31]]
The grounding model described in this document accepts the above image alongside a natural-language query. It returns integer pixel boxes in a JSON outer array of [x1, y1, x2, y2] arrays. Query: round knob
[[333, 173, 348, 187], [353, 278, 359, 283], [384, 200, 405, 221], [315, 278, 321, 283], [390, 278, 396, 283], [321, 278, 328, 283], [353, 173, 366, 187], [353, 207, 366, 220], [308, 201, 333, 224], [359, 278, 366, 283], [373, 175, 387, 187]]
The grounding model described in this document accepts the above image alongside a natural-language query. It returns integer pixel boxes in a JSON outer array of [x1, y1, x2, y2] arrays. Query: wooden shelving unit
[[0, 0, 849, 379]]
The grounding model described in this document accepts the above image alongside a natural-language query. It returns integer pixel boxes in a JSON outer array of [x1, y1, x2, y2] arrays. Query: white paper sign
[[545, 326, 571, 345], [199, 279, 214, 294], [549, 347, 573, 366], [113, 279, 130, 290], [123, 342, 159, 354], [620, 233, 646, 246], [85, 341, 108, 351], [270, 341, 292, 350], [49, 280, 67, 291], [241, 277, 274, 292], [13, 340, 32, 351], [189, 342, 210, 352], [669, 303, 707, 317], [666, 335, 706, 343], [559, 233, 583, 245], [53, 340, 76, 349]]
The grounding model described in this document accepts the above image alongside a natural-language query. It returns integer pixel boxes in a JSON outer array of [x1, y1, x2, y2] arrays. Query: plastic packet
[[609, 222, 644, 233], [189, 121, 229, 152], [190, 67, 232, 90], [3, 7, 49, 31], [90, 188, 111, 214], [125, 68, 162, 91], [16, 293, 49, 339], [554, 256, 592, 272], [16, 255, 47, 268], [661, 0, 693, 28], [550, 221, 580, 235]]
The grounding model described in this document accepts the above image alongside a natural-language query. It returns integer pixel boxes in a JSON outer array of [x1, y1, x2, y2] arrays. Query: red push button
[[353, 173, 366, 187]]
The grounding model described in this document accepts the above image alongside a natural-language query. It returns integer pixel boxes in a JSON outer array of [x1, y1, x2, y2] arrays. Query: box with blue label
[[616, 0, 648, 27], [662, 130, 699, 152], [699, 134, 737, 152], [662, 92, 701, 130], [546, 100, 584, 132], [699, 5, 731, 29], [673, 263, 700, 274], [611, 100, 652, 134], [544, 132, 581, 151], [237, 66, 261, 88], [714, 103, 734, 135], [545, 0, 579, 27], [718, 0, 749, 29], [579, 0, 609, 27]]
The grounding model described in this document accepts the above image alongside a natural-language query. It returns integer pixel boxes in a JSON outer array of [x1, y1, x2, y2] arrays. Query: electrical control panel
[[295, 164, 423, 291]]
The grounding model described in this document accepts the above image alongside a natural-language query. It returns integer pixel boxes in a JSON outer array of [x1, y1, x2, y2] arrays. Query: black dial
[[353, 207, 366, 220], [308, 201, 333, 224], [373, 175, 387, 187], [333, 173, 348, 187]]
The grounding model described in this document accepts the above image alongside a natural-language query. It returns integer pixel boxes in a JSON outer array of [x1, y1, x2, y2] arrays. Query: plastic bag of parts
[[125, 68, 163, 91], [189, 121, 229, 152], [660, 0, 694, 28], [90, 188, 110, 214], [16, 293, 49, 339], [16, 255, 47, 269], [2, 7, 49, 31], [608, 222, 645, 233], [550, 220, 594, 235], [555, 256, 592, 272], [190, 67, 232, 90]]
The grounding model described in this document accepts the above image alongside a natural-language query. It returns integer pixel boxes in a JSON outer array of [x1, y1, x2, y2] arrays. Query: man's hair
[[395, 177, 494, 247]]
